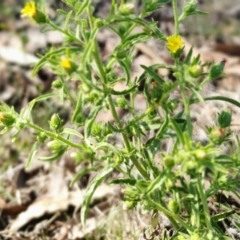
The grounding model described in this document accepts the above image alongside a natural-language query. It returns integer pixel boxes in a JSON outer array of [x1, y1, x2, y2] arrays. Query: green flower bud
[[189, 65, 203, 78], [165, 178, 175, 190], [33, 10, 48, 24], [183, 0, 198, 16], [218, 109, 232, 128], [173, 71, 182, 79], [218, 175, 228, 186], [194, 149, 206, 160], [49, 113, 63, 131], [118, 25, 127, 36], [91, 122, 102, 137], [47, 140, 67, 153], [209, 60, 226, 79], [123, 200, 137, 210], [36, 132, 48, 143], [51, 79, 63, 89], [116, 97, 128, 108], [87, 92, 99, 103], [0, 112, 15, 127], [81, 19, 88, 30], [168, 99, 179, 111], [70, 151, 85, 163], [209, 127, 225, 144], [119, 3, 135, 15], [122, 187, 139, 200], [163, 155, 175, 169], [81, 84, 90, 93], [168, 200, 180, 214], [186, 160, 197, 171], [94, 19, 104, 28]]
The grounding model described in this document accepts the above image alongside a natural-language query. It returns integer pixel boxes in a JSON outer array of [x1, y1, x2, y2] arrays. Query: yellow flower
[[21, 1, 37, 18], [166, 35, 184, 54], [60, 58, 72, 70]]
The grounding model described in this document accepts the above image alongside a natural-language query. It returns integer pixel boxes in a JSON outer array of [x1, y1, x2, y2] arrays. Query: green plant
[[2, 0, 240, 239]]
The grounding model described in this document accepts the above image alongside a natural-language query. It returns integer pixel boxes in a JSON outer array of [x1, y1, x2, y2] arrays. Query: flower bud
[[209, 127, 225, 144], [167, 99, 179, 111], [163, 155, 175, 169], [194, 149, 206, 160], [47, 140, 67, 153], [118, 25, 127, 36], [0, 112, 15, 127], [122, 187, 139, 200], [119, 3, 135, 15], [116, 97, 128, 108], [168, 200, 180, 214], [36, 132, 48, 143], [183, 0, 198, 16], [218, 175, 228, 186], [33, 10, 48, 24], [189, 64, 203, 78], [52, 79, 63, 89], [91, 122, 102, 137], [218, 109, 232, 128], [165, 178, 175, 191], [209, 60, 226, 79], [123, 200, 137, 210], [49, 113, 63, 131]]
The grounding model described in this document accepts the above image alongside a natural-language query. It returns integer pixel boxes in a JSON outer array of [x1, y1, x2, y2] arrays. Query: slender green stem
[[87, 4, 94, 29], [180, 85, 192, 137], [93, 41, 108, 86], [197, 176, 212, 230], [26, 121, 82, 149], [60, 76, 76, 107], [107, 95, 148, 179], [172, 0, 179, 35], [93, 37, 148, 179]]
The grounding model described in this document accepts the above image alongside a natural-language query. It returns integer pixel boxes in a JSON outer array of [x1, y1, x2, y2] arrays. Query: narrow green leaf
[[56, 9, 68, 15], [146, 170, 167, 194], [190, 88, 204, 103], [72, 92, 83, 123], [81, 165, 113, 225], [70, 166, 100, 187], [76, 0, 89, 17], [205, 96, 240, 108], [84, 106, 101, 139], [111, 85, 137, 95], [82, 29, 98, 65], [170, 117, 184, 145], [26, 142, 40, 168], [145, 138, 161, 158], [110, 178, 136, 185], [118, 60, 130, 85], [191, 96, 240, 108], [211, 210, 235, 222], [141, 65, 165, 84], [62, 128, 83, 139], [29, 93, 57, 113], [184, 46, 193, 65], [64, 10, 73, 29], [38, 151, 64, 162], [93, 142, 118, 153]]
